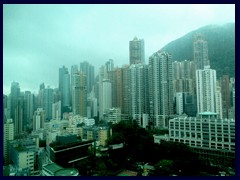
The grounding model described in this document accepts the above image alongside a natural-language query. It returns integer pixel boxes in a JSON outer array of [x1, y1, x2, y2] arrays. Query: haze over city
[[3, 4, 235, 94]]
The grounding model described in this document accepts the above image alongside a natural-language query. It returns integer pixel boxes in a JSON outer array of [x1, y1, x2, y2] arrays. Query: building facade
[[148, 51, 174, 128], [129, 37, 145, 65], [169, 113, 235, 167]]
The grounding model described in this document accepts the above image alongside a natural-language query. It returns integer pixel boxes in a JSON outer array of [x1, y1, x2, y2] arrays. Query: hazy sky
[[3, 4, 235, 95]]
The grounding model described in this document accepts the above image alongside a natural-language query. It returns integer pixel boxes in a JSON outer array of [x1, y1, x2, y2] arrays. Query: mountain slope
[[161, 23, 235, 78]]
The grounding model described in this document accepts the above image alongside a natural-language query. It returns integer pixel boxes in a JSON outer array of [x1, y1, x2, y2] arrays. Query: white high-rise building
[[149, 51, 174, 128], [33, 108, 46, 131], [196, 66, 217, 115], [99, 60, 114, 120], [102, 79, 112, 114]]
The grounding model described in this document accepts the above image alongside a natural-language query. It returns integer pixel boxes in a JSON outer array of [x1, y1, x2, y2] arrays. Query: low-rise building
[[168, 112, 235, 167]]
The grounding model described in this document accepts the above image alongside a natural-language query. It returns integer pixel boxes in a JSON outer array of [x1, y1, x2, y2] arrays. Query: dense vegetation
[[161, 23, 235, 78], [76, 120, 223, 176]]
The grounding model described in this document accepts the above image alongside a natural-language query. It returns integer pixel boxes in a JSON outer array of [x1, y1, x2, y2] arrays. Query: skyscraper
[[149, 51, 174, 128], [80, 61, 95, 94], [196, 66, 217, 115], [129, 63, 149, 126], [221, 75, 230, 118], [10, 81, 20, 121], [122, 65, 130, 117], [129, 37, 145, 65], [24, 91, 34, 129], [72, 71, 87, 117], [193, 33, 209, 70], [98, 60, 114, 120], [108, 67, 123, 109], [43, 87, 54, 120], [59, 66, 71, 112], [14, 96, 24, 136]]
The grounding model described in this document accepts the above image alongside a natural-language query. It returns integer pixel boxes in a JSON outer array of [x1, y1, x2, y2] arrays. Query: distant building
[[23, 91, 34, 129], [10, 81, 20, 122], [59, 66, 71, 113], [43, 87, 54, 120], [80, 61, 95, 94], [33, 108, 46, 131], [193, 33, 209, 70], [129, 37, 145, 65], [52, 101, 61, 120], [122, 65, 130, 117], [221, 75, 231, 118], [104, 108, 121, 124], [72, 71, 87, 116]]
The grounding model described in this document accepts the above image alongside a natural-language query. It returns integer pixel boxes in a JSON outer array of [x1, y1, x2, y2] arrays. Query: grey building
[[129, 37, 145, 65]]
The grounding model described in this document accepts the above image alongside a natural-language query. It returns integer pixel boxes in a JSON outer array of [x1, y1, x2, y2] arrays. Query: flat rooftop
[[54, 168, 79, 176]]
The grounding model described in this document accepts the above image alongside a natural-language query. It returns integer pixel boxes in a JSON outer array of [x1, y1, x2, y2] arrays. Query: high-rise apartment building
[[37, 83, 45, 108], [52, 101, 61, 120], [14, 96, 24, 136], [196, 66, 217, 116], [129, 37, 145, 65], [98, 60, 114, 120], [72, 72, 87, 117], [59, 66, 71, 112], [221, 75, 230, 118], [122, 65, 130, 117], [216, 82, 223, 119], [10, 82, 20, 121], [148, 51, 174, 128], [4, 119, 14, 165], [102, 79, 112, 117], [108, 67, 123, 109], [129, 63, 149, 126], [193, 33, 209, 70], [71, 65, 79, 106], [80, 61, 95, 94], [43, 87, 54, 120], [23, 91, 34, 129], [33, 108, 46, 131]]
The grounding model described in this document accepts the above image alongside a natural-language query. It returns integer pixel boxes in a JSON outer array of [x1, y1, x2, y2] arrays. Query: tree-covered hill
[[161, 23, 235, 78]]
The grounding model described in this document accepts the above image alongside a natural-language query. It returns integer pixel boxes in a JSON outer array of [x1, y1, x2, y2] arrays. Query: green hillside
[[161, 23, 235, 78]]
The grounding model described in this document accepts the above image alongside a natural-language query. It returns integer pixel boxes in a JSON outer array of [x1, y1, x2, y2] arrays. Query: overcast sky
[[3, 4, 235, 95]]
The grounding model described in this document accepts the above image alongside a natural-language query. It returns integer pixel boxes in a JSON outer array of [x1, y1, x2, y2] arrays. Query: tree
[[154, 159, 174, 176]]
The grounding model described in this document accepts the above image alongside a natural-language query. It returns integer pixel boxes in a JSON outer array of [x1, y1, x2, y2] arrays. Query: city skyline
[[3, 4, 235, 94]]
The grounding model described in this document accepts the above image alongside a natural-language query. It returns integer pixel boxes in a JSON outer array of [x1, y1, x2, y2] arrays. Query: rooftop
[[54, 168, 79, 176]]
